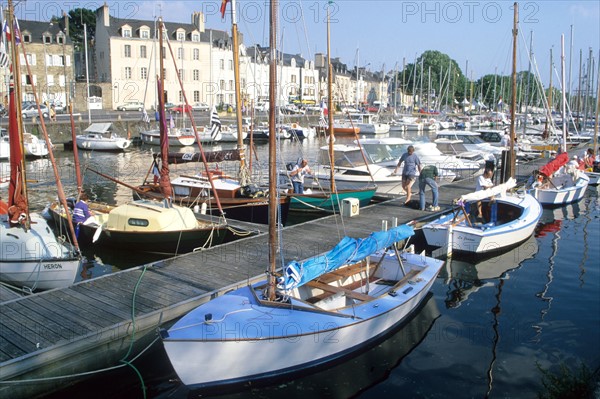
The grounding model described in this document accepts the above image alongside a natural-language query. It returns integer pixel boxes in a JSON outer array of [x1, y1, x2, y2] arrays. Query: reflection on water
[[439, 234, 539, 309]]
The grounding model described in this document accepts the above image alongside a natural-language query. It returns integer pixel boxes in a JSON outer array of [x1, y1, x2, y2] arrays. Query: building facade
[[1, 18, 74, 108]]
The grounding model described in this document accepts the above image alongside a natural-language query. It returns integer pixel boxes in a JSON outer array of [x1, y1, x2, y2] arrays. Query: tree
[[397, 50, 466, 111], [67, 8, 96, 51]]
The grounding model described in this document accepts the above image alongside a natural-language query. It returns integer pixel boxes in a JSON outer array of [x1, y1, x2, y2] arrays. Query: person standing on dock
[[393, 145, 421, 205], [290, 159, 312, 194], [418, 165, 439, 211]]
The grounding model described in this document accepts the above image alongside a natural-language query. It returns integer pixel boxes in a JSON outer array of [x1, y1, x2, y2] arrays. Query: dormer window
[[138, 25, 150, 39], [191, 33, 200, 42], [122, 25, 132, 38], [57, 34, 65, 44], [43, 34, 52, 44], [177, 31, 185, 42], [23, 33, 31, 43]]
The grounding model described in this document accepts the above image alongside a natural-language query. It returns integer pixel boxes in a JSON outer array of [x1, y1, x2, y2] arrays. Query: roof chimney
[[192, 12, 205, 32], [63, 12, 69, 36]]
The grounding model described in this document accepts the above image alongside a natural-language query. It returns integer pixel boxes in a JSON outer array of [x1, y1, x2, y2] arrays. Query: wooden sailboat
[[45, 19, 229, 255], [160, 1, 444, 389], [134, 6, 290, 225], [422, 3, 543, 257], [0, 1, 81, 291]]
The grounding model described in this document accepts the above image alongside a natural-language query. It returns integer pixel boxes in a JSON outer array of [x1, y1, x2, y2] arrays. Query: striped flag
[[0, 47, 9, 69], [3, 17, 21, 44], [141, 108, 150, 123], [169, 114, 175, 129], [210, 106, 221, 140]]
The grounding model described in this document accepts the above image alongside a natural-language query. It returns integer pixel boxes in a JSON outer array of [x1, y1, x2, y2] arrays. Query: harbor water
[[15, 136, 600, 398]]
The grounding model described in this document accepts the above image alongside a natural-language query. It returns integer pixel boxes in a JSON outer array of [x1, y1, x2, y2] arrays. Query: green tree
[[397, 50, 466, 111], [66, 8, 96, 51]]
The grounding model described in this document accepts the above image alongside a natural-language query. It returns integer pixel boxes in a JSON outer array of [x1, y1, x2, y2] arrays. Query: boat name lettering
[[44, 263, 63, 270]]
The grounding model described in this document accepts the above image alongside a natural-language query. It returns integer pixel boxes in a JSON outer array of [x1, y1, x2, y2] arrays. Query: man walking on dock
[[393, 145, 421, 205]]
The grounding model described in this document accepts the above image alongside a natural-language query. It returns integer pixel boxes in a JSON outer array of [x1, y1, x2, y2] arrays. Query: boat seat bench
[[306, 280, 374, 302]]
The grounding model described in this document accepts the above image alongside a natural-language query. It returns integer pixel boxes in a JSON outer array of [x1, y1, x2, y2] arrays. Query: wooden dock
[[0, 155, 569, 398]]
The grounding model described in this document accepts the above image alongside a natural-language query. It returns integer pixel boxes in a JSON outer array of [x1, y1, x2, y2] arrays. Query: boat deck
[[0, 154, 571, 397]]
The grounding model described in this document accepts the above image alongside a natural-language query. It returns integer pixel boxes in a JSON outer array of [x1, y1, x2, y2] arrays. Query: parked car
[[171, 104, 193, 114], [164, 102, 176, 110], [22, 104, 49, 119], [192, 102, 210, 112], [52, 101, 66, 114], [116, 102, 144, 111]]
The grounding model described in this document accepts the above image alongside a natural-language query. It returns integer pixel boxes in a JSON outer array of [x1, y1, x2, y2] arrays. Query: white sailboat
[[76, 122, 131, 151], [160, 1, 444, 389], [422, 5, 543, 257], [527, 35, 589, 206], [0, 2, 81, 291]]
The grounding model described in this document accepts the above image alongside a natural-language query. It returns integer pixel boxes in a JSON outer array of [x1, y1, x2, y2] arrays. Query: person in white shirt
[[290, 159, 312, 194], [475, 169, 494, 221]]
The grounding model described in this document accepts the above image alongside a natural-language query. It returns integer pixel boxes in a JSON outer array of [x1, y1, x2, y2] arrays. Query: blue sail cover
[[281, 225, 414, 290]]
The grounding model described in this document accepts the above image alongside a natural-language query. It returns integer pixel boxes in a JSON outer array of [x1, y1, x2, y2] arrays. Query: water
[[41, 184, 599, 398], [15, 132, 600, 398]]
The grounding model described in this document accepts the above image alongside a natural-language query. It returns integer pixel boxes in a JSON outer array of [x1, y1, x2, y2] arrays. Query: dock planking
[[0, 153, 578, 398]]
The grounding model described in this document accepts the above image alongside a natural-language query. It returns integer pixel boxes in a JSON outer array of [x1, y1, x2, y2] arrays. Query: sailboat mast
[[326, 4, 335, 193], [267, 0, 278, 302], [508, 2, 518, 179], [14, 5, 80, 248], [6, 0, 29, 229], [157, 18, 173, 201], [522, 31, 533, 137], [230, 1, 246, 172], [560, 35, 567, 153]]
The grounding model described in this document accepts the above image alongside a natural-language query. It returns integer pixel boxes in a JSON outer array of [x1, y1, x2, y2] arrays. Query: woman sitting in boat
[[73, 192, 95, 225]]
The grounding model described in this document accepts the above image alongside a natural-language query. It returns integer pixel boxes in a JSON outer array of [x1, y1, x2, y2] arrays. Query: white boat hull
[[528, 173, 589, 206], [76, 135, 131, 151], [422, 193, 542, 254], [0, 214, 80, 290], [140, 130, 196, 146], [162, 252, 443, 388]]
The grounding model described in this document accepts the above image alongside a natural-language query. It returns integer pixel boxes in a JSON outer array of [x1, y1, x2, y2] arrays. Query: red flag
[[220, 0, 229, 19]]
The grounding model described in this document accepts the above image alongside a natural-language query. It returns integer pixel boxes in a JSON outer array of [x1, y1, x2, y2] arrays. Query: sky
[[13, 0, 600, 88]]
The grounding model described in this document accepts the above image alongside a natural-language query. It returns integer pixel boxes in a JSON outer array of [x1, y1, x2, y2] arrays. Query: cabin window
[[128, 218, 149, 227]]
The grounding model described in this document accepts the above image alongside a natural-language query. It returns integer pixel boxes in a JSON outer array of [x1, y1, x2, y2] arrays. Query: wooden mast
[[508, 2, 518, 179], [156, 18, 174, 201], [230, 1, 248, 182], [13, 0, 80, 248], [267, 0, 278, 301], [560, 34, 567, 153], [326, 3, 336, 193]]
